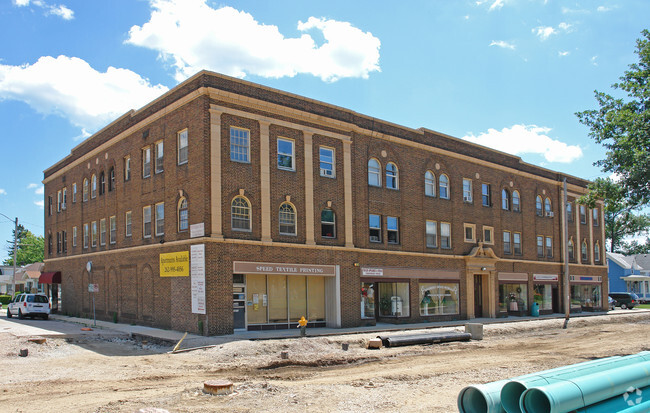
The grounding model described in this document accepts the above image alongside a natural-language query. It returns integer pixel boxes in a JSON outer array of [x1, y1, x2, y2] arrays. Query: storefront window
[[378, 282, 410, 317], [419, 282, 459, 316], [533, 284, 553, 311], [499, 283, 528, 313], [571, 285, 601, 309], [361, 282, 375, 319]]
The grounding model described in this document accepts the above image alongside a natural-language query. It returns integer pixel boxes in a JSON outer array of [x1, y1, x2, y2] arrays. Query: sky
[[0, 0, 648, 261]]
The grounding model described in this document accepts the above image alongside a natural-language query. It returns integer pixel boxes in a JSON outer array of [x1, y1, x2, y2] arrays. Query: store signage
[[533, 274, 558, 282], [498, 272, 528, 282], [362, 268, 384, 276], [360, 266, 460, 280], [88, 283, 99, 293], [190, 223, 205, 238], [190, 244, 206, 314], [570, 275, 602, 284], [160, 251, 190, 277], [233, 261, 336, 276]]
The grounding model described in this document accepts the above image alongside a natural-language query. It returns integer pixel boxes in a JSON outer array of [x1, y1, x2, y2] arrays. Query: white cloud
[[597, 6, 612, 12], [34, 200, 44, 209], [558, 22, 572, 31], [489, 0, 504, 11], [27, 183, 44, 195], [489, 40, 515, 50], [532, 26, 556, 40], [591, 55, 599, 66], [558, 51, 570, 57], [0, 55, 168, 132], [13, 0, 30, 6], [461, 124, 583, 163], [126, 0, 381, 82], [12, 0, 74, 20], [0, 189, 6, 195]]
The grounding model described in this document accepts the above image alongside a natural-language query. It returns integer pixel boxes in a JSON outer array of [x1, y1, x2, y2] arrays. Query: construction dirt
[[2, 311, 650, 412]]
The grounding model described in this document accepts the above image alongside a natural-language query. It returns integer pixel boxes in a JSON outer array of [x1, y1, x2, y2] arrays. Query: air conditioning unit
[[545, 211, 554, 217], [320, 168, 333, 177], [62, 203, 66, 210], [463, 196, 472, 202]]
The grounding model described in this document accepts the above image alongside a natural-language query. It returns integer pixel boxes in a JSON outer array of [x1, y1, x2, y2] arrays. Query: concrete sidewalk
[[48, 308, 650, 351]]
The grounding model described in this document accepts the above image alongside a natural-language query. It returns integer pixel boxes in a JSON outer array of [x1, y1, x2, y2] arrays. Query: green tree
[[620, 237, 650, 255], [576, 29, 650, 206], [579, 177, 650, 253], [3, 226, 44, 266]]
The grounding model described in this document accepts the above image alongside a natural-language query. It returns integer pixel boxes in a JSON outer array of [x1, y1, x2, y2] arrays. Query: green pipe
[[575, 384, 650, 412], [501, 351, 650, 413], [520, 360, 650, 413], [457, 355, 623, 413]]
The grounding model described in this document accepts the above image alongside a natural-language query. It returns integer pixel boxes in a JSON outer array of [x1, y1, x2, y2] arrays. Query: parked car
[[608, 292, 639, 310], [7, 294, 50, 319], [608, 296, 616, 311]]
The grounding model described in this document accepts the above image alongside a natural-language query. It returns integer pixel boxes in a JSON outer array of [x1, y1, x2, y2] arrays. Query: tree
[[576, 29, 650, 206], [579, 177, 650, 253], [3, 226, 44, 266], [620, 237, 650, 255]]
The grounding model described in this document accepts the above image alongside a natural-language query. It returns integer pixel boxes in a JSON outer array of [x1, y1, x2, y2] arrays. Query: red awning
[[39, 271, 62, 284]]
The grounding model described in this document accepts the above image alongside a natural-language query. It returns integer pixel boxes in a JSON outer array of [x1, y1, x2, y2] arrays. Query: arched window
[[99, 171, 105, 195], [386, 162, 398, 189], [594, 241, 601, 262], [581, 240, 588, 262], [321, 209, 336, 238], [424, 171, 435, 197], [108, 167, 115, 192], [536, 195, 543, 216], [178, 197, 189, 232], [501, 189, 510, 210], [544, 198, 552, 216], [368, 158, 381, 187], [279, 202, 296, 235], [439, 174, 449, 199], [512, 190, 521, 212], [83, 178, 89, 202], [568, 239, 575, 261], [91, 174, 97, 199], [231, 196, 251, 231]]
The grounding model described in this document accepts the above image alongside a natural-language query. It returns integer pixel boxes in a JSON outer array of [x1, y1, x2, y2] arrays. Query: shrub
[[0, 294, 11, 305]]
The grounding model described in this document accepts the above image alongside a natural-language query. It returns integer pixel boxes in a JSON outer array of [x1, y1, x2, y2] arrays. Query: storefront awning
[[39, 271, 61, 284]]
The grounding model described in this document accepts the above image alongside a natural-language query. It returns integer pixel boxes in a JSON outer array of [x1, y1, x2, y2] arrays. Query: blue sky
[[0, 0, 648, 261]]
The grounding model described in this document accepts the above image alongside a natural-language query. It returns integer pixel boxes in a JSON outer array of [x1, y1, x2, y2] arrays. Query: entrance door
[[474, 274, 483, 318], [233, 276, 246, 330], [552, 285, 560, 313]]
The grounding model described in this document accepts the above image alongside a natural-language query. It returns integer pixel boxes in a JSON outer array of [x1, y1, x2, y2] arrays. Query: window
[[230, 127, 250, 163], [545, 236, 553, 258], [512, 190, 521, 212], [72, 226, 77, 247], [567, 202, 573, 222], [593, 208, 599, 226], [386, 162, 398, 189], [109, 167, 115, 191], [463, 178, 472, 202], [48, 233, 52, 255], [568, 239, 575, 261], [91, 174, 97, 198], [319, 147, 335, 178], [72, 183, 77, 203], [62, 188, 67, 209], [426, 220, 437, 248], [110, 216, 116, 244], [594, 241, 601, 262], [503, 231, 511, 254], [142, 147, 151, 178], [91, 221, 97, 247], [440, 222, 451, 249], [143, 206, 152, 238], [277, 138, 295, 170], [483, 226, 494, 245], [580, 205, 587, 224], [155, 202, 165, 236], [155, 141, 164, 174], [48, 196, 52, 216], [482, 183, 491, 207], [536, 196, 543, 216], [369, 214, 381, 242], [57, 190, 61, 212], [501, 189, 510, 210], [125, 211, 132, 237], [99, 171, 105, 195], [439, 174, 450, 199], [321, 209, 335, 238], [387, 216, 399, 244], [83, 223, 89, 248], [464, 223, 476, 243], [582, 240, 588, 262], [83, 179, 89, 201], [178, 198, 189, 232], [368, 158, 381, 187], [124, 156, 131, 181], [178, 129, 188, 165], [513, 232, 522, 255], [231, 196, 251, 231], [62, 231, 67, 253], [420, 282, 459, 316], [279, 203, 296, 235], [100, 218, 106, 246], [544, 198, 552, 216], [425, 171, 436, 197], [537, 235, 544, 257], [56, 232, 61, 254]]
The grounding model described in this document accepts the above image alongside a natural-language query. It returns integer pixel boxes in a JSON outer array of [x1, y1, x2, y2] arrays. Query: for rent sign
[[160, 251, 190, 277]]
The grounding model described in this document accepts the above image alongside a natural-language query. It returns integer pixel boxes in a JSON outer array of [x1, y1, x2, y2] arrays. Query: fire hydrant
[[297, 316, 308, 337]]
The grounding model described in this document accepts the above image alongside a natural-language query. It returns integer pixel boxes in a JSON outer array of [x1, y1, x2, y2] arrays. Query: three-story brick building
[[43, 71, 607, 335]]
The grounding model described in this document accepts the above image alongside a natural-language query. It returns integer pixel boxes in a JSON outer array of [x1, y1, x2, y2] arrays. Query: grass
[[637, 303, 650, 309]]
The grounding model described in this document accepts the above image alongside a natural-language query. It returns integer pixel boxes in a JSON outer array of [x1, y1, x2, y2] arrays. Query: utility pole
[[562, 178, 570, 329], [12, 217, 17, 296]]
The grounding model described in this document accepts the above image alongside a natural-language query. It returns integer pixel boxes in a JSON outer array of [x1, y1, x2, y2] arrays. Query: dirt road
[[2, 311, 649, 412]]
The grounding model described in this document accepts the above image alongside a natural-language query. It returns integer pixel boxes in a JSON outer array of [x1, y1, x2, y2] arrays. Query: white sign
[[361, 267, 384, 276], [190, 223, 205, 238], [190, 244, 206, 314], [533, 274, 559, 281], [88, 283, 99, 293]]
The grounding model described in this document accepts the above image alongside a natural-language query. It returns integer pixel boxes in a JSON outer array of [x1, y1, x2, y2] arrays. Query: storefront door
[[474, 275, 483, 318]]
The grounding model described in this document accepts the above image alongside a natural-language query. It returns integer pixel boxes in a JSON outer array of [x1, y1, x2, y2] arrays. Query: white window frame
[[125, 211, 132, 237], [91, 174, 97, 199], [91, 221, 97, 247], [100, 218, 106, 246], [440, 222, 451, 249], [386, 216, 399, 244], [155, 202, 165, 236], [513, 232, 522, 255], [72, 183, 77, 203], [426, 220, 437, 248], [178, 129, 188, 165], [155, 140, 164, 174], [83, 178, 89, 202], [178, 198, 189, 232], [231, 196, 251, 232], [109, 216, 116, 244], [124, 156, 131, 181], [593, 208, 599, 226], [425, 170, 436, 197], [142, 147, 151, 178], [439, 174, 449, 199], [230, 127, 250, 163], [512, 190, 521, 212], [72, 226, 77, 247], [369, 214, 382, 243], [503, 231, 512, 254], [143, 206, 152, 238], [279, 202, 297, 235], [368, 158, 381, 187], [57, 190, 62, 212], [62, 187, 67, 210], [386, 162, 399, 189], [546, 236, 553, 258], [277, 137, 295, 171], [319, 146, 335, 178], [594, 241, 601, 262], [537, 235, 544, 257], [463, 178, 472, 203], [83, 223, 89, 249], [482, 183, 491, 207], [321, 208, 336, 238]]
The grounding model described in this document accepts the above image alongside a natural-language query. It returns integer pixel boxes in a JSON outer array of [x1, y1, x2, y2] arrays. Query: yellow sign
[[159, 251, 189, 277]]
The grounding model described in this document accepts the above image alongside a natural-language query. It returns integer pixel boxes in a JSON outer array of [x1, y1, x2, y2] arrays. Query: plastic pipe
[[575, 384, 650, 412], [520, 360, 650, 413], [501, 351, 650, 413], [457, 355, 623, 413], [377, 332, 471, 348]]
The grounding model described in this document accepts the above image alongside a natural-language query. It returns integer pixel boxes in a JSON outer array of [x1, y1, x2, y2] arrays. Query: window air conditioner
[[463, 196, 472, 202], [545, 212, 554, 217]]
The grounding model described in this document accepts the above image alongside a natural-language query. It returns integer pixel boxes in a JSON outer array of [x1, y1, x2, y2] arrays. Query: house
[[608, 252, 650, 302], [0, 265, 15, 294], [14, 262, 44, 293], [42, 71, 608, 335]]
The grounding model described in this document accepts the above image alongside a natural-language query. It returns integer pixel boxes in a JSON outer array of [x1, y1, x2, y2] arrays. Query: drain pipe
[[574, 384, 650, 413]]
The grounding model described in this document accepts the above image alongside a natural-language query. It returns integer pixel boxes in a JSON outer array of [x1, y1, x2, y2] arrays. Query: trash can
[[531, 302, 540, 317]]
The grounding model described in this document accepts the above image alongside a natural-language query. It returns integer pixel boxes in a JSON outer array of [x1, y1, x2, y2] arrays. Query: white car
[[7, 294, 50, 320]]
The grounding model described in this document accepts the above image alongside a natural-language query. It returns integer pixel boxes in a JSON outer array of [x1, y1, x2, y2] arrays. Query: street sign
[[88, 283, 99, 293]]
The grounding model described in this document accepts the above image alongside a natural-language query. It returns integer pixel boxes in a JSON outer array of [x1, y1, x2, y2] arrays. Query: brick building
[[43, 71, 607, 335]]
